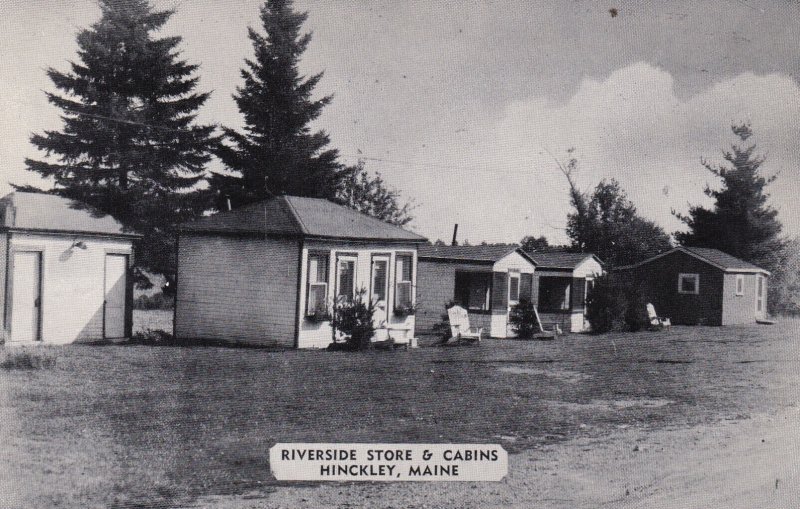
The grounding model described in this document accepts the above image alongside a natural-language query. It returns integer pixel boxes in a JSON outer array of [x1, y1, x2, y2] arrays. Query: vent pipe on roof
[[225, 196, 232, 212], [451, 224, 458, 246]]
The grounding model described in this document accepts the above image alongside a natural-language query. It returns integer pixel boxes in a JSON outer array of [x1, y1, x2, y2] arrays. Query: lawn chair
[[646, 303, 671, 330], [447, 305, 483, 344]]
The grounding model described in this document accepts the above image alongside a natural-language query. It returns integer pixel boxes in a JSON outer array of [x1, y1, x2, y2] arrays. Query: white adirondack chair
[[447, 305, 483, 343], [646, 303, 672, 330]]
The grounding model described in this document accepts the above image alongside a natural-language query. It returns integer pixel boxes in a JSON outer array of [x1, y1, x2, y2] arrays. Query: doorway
[[104, 254, 128, 339], [10, 251, 42, 342]]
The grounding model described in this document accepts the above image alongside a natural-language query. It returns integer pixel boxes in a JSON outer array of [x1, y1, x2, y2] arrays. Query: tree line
[[17, 0, 797, 313], [18, 0, 412, 291]]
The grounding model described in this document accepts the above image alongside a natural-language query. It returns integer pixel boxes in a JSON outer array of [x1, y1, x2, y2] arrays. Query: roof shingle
[[181, 195, 426, 242], [417, 244, 532, 264], [529, 251, 600, 270], [0, 192, 137, 237]]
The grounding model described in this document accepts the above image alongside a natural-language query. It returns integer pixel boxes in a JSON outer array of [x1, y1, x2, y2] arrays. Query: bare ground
[[1, 317, 798, 508]]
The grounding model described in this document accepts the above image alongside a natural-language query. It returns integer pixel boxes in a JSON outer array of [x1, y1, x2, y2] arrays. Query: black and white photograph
[[1, 0, 799, 507]]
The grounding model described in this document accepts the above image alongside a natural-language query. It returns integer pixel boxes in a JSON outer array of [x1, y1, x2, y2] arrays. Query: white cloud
[[407, 62, 800, 245]]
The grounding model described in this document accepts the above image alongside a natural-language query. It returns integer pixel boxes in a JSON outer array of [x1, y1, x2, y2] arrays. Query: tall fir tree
[[22, 0, 216, 288], [674, 124, 783, 270], [210, 0, 342, 209]]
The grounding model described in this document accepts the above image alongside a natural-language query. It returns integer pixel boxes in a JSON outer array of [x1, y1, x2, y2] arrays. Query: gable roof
[[0, 192, 138, 238], [181, 195, 427, 243], [529, 251, 603, 270], [617, 247, 770, 275], [418, 244, 536, 265]]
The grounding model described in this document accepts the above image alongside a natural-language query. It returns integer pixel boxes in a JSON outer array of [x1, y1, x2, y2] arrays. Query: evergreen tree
[[21, 0, 215, 288], [210, 0, 342, 209], [675, 124, 783, 269], [337, 160, 414, 226]]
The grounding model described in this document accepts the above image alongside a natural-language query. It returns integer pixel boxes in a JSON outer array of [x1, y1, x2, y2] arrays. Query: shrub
[[133, 291, 174, 310], [586, 274, 649, 333], [430, 300, 457, 343], [509, 299, 539, 338], [130, 329, 175, 345], [0, 350, 56, 370], [330, 289, 376, 351]]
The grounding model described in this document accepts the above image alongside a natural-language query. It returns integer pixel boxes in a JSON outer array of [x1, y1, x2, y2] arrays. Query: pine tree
[[21, 0, 215, 288], [675, 124, 783, 270], [210, 0, 342, 209]]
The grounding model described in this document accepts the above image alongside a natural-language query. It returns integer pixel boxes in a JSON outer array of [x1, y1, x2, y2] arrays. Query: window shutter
[[571, 277, 586, 311], [520, 273, 532, 302], [492, 272, 508, 310], [531, 274, 540, 306]]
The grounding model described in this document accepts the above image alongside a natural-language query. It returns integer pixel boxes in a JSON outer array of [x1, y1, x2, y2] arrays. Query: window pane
[[397, 255, 413, 282], [338, 260, 355, 300], [468, 273, 491, 310], [538, 277, 572, 311], [396, 282, 412, 308], [509, 275, 519, 301], [308, 284, 327, 315], [372, 260, 387, 302], [680, 276, 696, 293]]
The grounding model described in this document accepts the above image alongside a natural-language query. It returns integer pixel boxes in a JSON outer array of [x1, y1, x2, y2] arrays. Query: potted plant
[[305, 301, 332, 323], [393, 303, 417, 318]]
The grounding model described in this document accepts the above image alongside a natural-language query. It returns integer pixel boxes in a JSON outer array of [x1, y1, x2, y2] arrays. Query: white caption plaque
[[270, 443, 508, 482]]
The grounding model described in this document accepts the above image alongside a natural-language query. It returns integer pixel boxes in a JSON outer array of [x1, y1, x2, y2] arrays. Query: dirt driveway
[[189, 322, 800, 509]]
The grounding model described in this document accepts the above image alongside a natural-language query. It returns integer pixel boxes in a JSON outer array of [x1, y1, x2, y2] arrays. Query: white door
[[370, 256, 390, 325], [104, 254, 128, 338], [10, 251, 42, 342], [756, 275, 765, 319]]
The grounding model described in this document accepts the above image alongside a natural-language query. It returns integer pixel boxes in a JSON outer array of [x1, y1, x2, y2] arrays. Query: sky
[[1, 0, 799, 245]]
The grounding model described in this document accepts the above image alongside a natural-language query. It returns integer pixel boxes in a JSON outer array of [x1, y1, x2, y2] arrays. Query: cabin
[[175, 196, 427, 348], [0, 192, 139, 344], [415, 244, 537, 338], [528, 252, 604, 333], [615, 247, 769, 326]]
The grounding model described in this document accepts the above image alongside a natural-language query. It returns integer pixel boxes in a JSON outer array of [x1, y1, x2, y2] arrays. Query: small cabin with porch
[[175, 195, 427, 348], [615, 247, 769, 326], [0, 192, 138, 344], [528, 252, 604, 333], [415, 244, 537, 338]]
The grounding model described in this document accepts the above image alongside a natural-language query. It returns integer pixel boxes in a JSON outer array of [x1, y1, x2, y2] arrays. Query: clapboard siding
[[415, 260, 479, 332], [721, 272, 759, 325], [0, 233, 7, 341], [7, 232, 132, 344], [175, 234, 298, 346]]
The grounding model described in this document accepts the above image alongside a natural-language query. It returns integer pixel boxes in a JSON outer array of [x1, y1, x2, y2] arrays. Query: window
[[371, 257, 389, 303], [508, 272, 520, 303], [678, 273, 699, 295], [454, 271, 492, 311], [538, 277, 572, 312], [306, 253, 329, 316], [336, 256, 356, 302], [757, 275, 764, 313], [395, 254, 413, 309], [735, 275, 744, 296]]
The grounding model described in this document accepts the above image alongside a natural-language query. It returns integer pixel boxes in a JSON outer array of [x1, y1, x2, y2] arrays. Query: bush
[[330, 289, 376, 351], [586, 274, 649, 333], [133, 291, 174, 311], [1, 350, 56, 370], [509, 299, 539, 338], [130, 329, 175, 345], [430, 300, 457, 343]]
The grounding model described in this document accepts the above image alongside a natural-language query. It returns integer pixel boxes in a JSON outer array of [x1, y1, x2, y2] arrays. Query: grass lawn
[[0, 320, 797, 508]]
